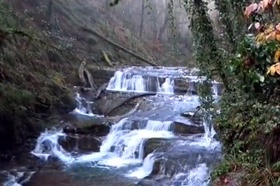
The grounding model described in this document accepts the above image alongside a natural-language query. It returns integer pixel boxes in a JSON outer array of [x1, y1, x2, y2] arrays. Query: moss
[[0, 83, 34, 115]]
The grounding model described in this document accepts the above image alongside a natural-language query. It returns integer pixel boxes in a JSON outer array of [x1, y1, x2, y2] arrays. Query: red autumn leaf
[[244, 3, 259, 17]]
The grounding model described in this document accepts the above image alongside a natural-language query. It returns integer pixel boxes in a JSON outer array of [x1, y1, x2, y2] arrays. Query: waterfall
[[29, 67, 222, 186]]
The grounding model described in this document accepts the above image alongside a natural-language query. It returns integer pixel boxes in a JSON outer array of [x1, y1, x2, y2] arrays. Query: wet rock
[[173, 86, 190, 94], [148, 147, 222, 178], [143, 138, 173, 159], [137, 178, 170, 186], [63, 124, 110, 136], [58, 135, 101, 153], [171, 121, 204, 135], [26, 171, 94, 186], [62, 117, 111, 136], [180, 112, 202, 125]]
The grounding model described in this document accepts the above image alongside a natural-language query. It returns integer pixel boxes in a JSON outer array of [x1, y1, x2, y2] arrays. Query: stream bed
[[1, 67, 222, 186]]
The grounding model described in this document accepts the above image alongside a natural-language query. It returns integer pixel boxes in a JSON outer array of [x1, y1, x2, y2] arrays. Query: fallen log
[[81, 27, 158, 67], [105, 92, 156, 116]]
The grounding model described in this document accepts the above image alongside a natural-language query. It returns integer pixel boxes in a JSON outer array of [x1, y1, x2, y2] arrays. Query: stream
[[1, 67, 222, 186]]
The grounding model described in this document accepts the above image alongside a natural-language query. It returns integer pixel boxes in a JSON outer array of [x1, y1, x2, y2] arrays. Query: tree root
[[105, 92, 156, 116], [105, 101, 141, 121], [78, 60, 97, 90], [94, 83, 108, 99]]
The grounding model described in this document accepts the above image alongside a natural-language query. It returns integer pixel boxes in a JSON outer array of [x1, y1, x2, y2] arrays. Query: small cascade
[[31, 119, 174, 166], [171, 163, 210, 186], [72, 93, 104, 117], [106, 68, 177, 94], [106, 67, 223, 96], [3, 171, 35, 186], [126, 153, 159, 179], [99, 119, 174, 160], [31, 129, 75, 163], [159, 78, 174, 94], [72, 93, 95, 117]]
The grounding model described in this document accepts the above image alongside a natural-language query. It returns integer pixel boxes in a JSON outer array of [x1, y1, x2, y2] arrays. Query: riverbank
[[0, 1, 80, 156]]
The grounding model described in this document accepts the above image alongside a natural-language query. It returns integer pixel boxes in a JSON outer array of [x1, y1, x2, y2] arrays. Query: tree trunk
[[157, 14, 168, 41], [139, 0, 145, 38], [150, 1, 158, 41]]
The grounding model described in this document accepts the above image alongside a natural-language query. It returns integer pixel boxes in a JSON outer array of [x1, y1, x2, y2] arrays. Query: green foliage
[[183, 0, 280, 184], [203, 1, 280, 185]]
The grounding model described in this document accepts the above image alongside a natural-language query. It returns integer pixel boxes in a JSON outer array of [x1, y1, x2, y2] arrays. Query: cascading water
[[9, 67, 223, 186], [106, 70, 175, 94], [107, 67, 222, 96]]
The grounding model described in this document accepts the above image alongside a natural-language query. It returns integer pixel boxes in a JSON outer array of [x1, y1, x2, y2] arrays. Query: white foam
[[126, 153, 156, 179], [100, 119, 173, 157], [106, 70, 175, 94], [31, 130, 75, 163]]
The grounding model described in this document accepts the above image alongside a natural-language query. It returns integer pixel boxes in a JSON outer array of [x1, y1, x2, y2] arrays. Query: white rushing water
[[106, 67, 221, 96], [29, 67, 222, 186]]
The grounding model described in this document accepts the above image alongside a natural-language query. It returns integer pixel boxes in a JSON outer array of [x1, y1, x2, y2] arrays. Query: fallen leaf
[[267, 63, 280, 75], [244, 3, 259, 17], [274, 50, 280, 63], [276, 23, 280, 30]]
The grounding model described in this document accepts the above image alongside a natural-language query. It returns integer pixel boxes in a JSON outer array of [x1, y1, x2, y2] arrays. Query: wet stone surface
[[62, 115, 111, 136], [171, 121, 204, 135], [58, 135, 102, 153]]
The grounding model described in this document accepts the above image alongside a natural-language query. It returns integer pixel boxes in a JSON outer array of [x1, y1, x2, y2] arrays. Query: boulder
[[143, 138, 173, 159], [58, 135, 101, 153], [62, 116, 111, 136], [171, 121, 204, 135]]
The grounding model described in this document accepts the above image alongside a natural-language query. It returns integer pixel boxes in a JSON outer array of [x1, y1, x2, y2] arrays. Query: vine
[[167, 0, 178, 52], [184, 0, 229, 123]]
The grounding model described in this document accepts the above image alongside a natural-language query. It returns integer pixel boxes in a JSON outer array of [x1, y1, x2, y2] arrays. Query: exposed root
[[94, 83, 108, 99], [78, 60, 86, 84], [105, 101, 141, 121], [78, 60, 97, 90], [102, 50, 113, 66], [84, 68, 97, 90], [105, 92, 156, 116]]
